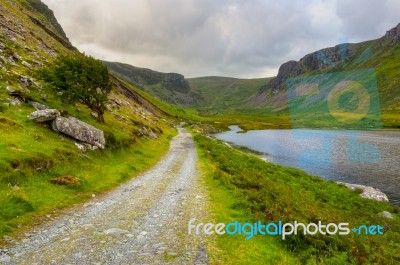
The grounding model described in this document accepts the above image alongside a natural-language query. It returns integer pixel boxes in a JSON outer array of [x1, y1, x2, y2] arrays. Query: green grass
[[209, 113, 292, 131], [115, 77, 206, 122], [193, 133, 400, 264], [0, 125, 176, 237]]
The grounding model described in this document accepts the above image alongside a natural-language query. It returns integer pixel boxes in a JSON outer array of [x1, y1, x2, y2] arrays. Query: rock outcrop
[[271, 44, 355, 92], [29, 109, 60, 122], [162, 73, 190, 93], [380, 23, 400, 46], [337, 182, 389, 202], [51, 116, 106, 149]]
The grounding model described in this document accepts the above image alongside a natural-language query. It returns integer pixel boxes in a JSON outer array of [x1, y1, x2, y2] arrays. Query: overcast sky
[[43, 0, 400, 78]]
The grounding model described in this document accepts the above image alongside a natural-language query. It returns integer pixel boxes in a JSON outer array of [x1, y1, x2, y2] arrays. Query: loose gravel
[[0, 128, 211, 265]]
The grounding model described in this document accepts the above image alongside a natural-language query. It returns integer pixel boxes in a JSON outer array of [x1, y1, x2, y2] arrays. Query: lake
[[214, 126, 400, 205]]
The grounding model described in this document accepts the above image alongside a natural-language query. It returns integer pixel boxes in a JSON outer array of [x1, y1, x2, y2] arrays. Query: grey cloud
[[43, 0, 400, 78]]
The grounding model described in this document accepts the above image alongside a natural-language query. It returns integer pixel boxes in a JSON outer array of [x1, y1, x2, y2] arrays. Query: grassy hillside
[[194, 133, 400, 264], [187, 76, 271, 114], [0, 0, 179, 238], [106, 24, 400, 129]]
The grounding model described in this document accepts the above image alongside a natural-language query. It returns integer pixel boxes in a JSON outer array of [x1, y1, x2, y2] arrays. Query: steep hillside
[[187, 76, 271, 114], [0, 0, 176, 237], [107, 24, 400, 128], [103, 61, 202, 106], [105, 61, 271, 114]]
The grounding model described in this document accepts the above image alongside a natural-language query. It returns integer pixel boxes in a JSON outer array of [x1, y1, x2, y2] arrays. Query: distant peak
[[381, 23, 400, 45]]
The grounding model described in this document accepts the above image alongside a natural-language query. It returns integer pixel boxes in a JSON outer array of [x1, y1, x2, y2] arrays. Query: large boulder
[[51, 117, 106, 149], [337, 182, 389, 202], [29, 109, 59, 122]]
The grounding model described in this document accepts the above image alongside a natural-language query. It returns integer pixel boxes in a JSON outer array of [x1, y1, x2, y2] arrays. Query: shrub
[[38, 53, 111, 123]]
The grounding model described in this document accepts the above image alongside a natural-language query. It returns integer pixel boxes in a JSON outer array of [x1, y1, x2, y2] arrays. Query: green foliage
[[38, 54, 111, 123], [194, 134, 400, 264]]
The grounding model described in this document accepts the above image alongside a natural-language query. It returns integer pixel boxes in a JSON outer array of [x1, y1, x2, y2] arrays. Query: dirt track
[[0, 128, 210, 265]]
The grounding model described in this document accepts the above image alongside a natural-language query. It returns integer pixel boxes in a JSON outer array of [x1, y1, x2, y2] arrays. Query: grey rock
[[29, 109, 60, 122], [162, 73, 190, 93], [10, 98, 21, 106], [0, 254, 11, 262], [3, 235, 12, 242], [381, 23, 400, 45], [378, 211, 393, 219], [31, 101, 48, 110], [269, 44, 355, 93], [74, 143, 86, 152], [91, 112, 98, 119], [51, 117, 106, 149], [337, 182, 389, 202], [21, 61, 31, 68], [19, 76, 32, 87], [149, 131, 158, 139], [13, 53, 22, 61], [103, 228, 130, 235], [6, 86, 15, 93]]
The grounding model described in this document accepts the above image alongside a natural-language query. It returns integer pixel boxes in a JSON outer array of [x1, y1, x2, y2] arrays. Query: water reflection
[[215, 127, 400, 205]]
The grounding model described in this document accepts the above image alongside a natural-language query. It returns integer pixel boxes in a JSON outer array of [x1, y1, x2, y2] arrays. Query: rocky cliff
[[380, 23, 400, 46], [263, 23, 400, 95]]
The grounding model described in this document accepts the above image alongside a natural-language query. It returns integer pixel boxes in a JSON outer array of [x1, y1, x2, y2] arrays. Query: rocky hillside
[[252, 23, 400, 119], [105, 61, 271, 114], [0, 0, 176, 236], [0, 0, 171, 147], [104, 61, 197, 106], [107, 23, 400, 127]]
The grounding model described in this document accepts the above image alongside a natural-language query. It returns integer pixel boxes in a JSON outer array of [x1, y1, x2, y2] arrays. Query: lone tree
[[40, 53, 111, 123]]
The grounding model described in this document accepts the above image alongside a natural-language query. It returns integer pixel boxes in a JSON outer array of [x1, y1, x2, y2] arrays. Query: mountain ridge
[[106, 22, 400, 126]]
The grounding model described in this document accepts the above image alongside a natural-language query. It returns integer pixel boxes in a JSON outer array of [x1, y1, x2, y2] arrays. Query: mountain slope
[[105, 61, 272, 114], [106, 23, 400, 127], [0, 0, 178, 237]]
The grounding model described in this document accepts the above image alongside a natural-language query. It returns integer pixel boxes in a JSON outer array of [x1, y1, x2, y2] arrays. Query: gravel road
[[0, 128, 211, 265]]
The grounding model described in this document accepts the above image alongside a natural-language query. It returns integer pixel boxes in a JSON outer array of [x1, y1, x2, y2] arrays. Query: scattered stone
[[6, 86, 15, 93], [149, 131, 158, 139], [91, 194, 96, 198], [0, 254, 11, 263], [337, 182, 389, 202], [31, 101, 48, 110], [19, 76, 32, 87], [51, 116, 106, 149], [3, 235, 12, 242], [378, 211, 394, 219], [13, 53, 22, 61], [103, 228, 130, 235], [91, 112, 98, 119], [60, 237, 70, 242], [29, 109, 60, 122], [75, 143, 86, 152], [0, 56, 6, 64], [10, 98, 21, 106], [49, 175, 80, 186], [21, 61, 31, 68]]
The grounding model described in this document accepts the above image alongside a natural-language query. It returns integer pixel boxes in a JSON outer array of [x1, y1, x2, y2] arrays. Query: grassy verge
[[0, 125, 176, 239], [193, 133, 400, 264]]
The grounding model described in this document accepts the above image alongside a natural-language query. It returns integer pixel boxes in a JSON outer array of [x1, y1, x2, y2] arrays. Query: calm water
[[215, 126, 400, 205]]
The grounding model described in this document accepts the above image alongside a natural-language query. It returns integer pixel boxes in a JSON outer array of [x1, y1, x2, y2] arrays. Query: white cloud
[[43, 0, 400, 78]]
